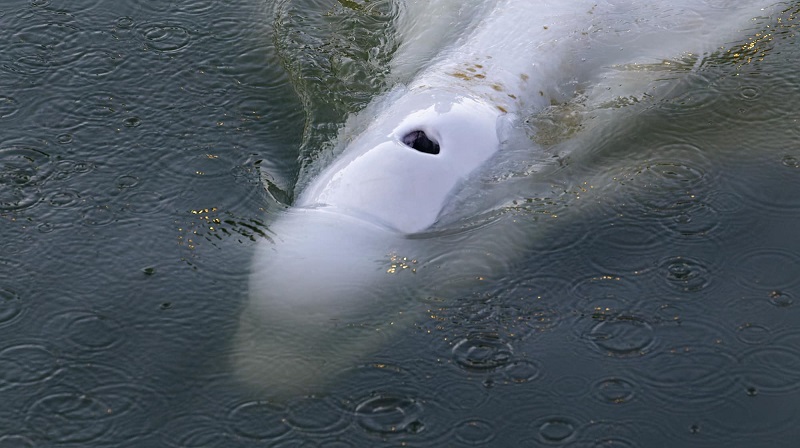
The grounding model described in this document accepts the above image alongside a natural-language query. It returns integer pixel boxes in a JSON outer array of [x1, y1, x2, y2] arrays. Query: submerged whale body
[[234, 0, 784, 396]]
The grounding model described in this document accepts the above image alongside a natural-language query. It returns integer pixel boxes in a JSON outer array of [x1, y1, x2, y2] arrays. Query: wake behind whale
[[233, 0, 785, 397]]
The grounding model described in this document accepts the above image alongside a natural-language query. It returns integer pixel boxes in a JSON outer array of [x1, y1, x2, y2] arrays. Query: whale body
[[233, 0, 784, 396]]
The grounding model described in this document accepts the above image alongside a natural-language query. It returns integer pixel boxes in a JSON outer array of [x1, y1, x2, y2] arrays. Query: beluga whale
[[233, 0, 786, 397]]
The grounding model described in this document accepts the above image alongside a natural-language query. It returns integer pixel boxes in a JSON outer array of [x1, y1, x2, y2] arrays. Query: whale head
[[297, 90, 505, 233], [235, 90, 509, 396]]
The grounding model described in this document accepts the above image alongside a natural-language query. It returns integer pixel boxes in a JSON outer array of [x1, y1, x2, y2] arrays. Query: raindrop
[[116, 174, 139, 189], [123, 116, 141, 127], [781, 155, 799, 168], [739, 85, 761, 100], [768, 290, 793, 308], [116, 17, 134, 29], [355, 395, 423, 434], [538, 417, 577, 443], [56, 133, 73, 144], [451, 333, 513, 372], [660, 256, 712, 294], [586, 315, 655, 357]]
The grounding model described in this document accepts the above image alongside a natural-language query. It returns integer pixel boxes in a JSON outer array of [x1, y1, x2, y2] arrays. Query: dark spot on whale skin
[[402, 130, 440, 155]]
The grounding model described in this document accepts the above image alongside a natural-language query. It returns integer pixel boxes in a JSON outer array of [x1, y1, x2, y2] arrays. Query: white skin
[[235, 0, 783, 396]]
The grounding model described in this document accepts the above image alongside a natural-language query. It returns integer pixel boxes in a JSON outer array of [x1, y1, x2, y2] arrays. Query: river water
[[1, 0, 799, 446]]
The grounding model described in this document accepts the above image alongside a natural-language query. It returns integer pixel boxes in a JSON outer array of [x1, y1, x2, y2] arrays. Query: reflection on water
[[0, 0, 799, 446]]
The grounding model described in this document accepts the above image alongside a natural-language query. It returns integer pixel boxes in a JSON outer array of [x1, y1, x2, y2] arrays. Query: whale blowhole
[[402, 130, 440, 155]]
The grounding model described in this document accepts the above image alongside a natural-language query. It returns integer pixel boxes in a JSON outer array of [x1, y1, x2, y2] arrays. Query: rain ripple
[[25, 392, 112, 444], [0, 287, 24, 328], [583, 314, 656, 358], [730, 248, 800, 293], [451, 332, 514, 373], [635, 347, 739, 413], [138, 22, 193, 53], [285, 396, 350, 435], [711, 76, 798, 125], [738, 331, 800, 394], [656, 255, 715, 296], [354, 394, 425, 435], [0, 344, 59, 387], [453, 419, 495, 446], [44, 309, 126, 353], [227, 401, 291, 441], [0, 145, 54, 211]]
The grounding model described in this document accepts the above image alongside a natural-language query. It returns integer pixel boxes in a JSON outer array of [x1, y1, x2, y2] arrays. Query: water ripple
[[583, 217, 662, 273], [0, 435, 35, 448], [583, 314, 656, 358], [731, 248, 800, 292], [711, 75, 798, 125], [635, 347, 738, 413], [454, 419, 495, 446], [285, 396, 350, 435], [25, 392, 112, 444], [139, 22, 192, 53], [0, 96, 20, 119], [657, 255, 715, 296], [0, 145, 54, 211], [44, 309, 126, 353], [738, 330, 800, 393], [0, 287, 24, 328], [593, 377, 637, 405], [451, 332, 514, 373], [536, 416, 578, 444], [162, 414, 228, 448], [354, 394, 425, 435], [724, 152, 800, 213], [227, 401, 291, 441], [0, 343, 59, 387]]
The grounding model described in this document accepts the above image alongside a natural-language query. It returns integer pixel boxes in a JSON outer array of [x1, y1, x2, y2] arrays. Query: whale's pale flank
[[233, 0, 785, 396]]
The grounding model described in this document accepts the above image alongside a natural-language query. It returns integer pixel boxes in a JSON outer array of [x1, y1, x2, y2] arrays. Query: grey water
[[0, 0, 799, 446]]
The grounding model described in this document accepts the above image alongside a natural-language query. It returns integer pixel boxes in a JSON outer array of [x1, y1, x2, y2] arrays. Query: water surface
[[1, 1, 799, 446]]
